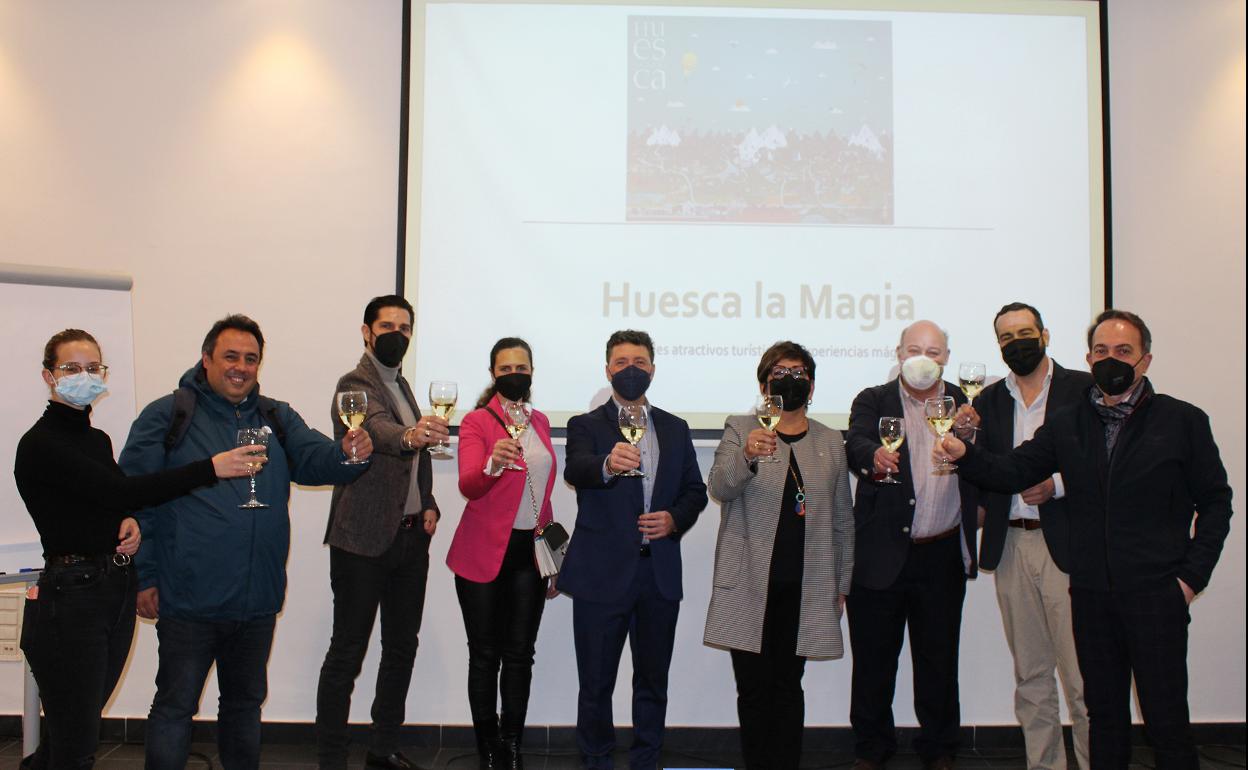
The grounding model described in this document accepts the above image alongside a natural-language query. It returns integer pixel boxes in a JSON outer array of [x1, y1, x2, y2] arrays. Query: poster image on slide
[[626, 16, 893, 225]]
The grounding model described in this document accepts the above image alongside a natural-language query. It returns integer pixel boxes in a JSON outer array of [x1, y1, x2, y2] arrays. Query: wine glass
[[617, 404, 647, 478], [428, 381, 458, 458], [924, 396, 957, 470], [958, 362, 987, 405], [754, 394, 784, 464], [236, 427, 270, 509], [502, 401, 531, 471], [878, 417, 905, 484], [336, 390, 369, 465]]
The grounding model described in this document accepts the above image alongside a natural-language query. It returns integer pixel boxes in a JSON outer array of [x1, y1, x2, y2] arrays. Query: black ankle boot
[[474, 718, 503, 770], [499, 733, 524, 770]]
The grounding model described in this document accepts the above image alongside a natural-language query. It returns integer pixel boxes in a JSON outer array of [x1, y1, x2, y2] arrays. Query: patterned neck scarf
[[1090, 377, 1152, 456]]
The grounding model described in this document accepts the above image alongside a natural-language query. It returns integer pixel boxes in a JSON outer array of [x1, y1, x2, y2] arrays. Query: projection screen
[[403, 0, 1106, 429]]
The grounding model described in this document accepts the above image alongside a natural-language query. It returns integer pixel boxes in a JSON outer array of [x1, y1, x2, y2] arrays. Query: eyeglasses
[[769, 365, 809, 380], [53, 363, 109, 377]]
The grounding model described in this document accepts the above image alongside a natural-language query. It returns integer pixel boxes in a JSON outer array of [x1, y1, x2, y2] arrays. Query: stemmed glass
[[878, 417, 905, 484], [754, 394, 784, 464], [958, 362, 987, 405], [236, 427, 270, 509], [502, 401, 531, 471], [617, 404, 647, 478], [924, 396, 957, 471], [428, 381, 458, 458], [336, 390, 369, 465]]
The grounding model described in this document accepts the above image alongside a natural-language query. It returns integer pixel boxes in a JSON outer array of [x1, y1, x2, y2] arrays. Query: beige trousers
[[994, 526, 1090, 770]]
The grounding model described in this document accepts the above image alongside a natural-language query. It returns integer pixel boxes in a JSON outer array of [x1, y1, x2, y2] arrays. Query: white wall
[[0, 0, 1242, 728], [1107, 0, 1247, 721]]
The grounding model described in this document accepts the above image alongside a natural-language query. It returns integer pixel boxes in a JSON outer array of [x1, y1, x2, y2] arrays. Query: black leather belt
[[1009, 519, 1043, 530], [639, 544, 652, 557], [399, 514, 419, 530], [45, 553, 131, 569], [912, 526, 960, 545]]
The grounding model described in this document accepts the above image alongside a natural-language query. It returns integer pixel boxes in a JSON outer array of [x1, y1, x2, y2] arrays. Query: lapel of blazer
[[396, 372, 421, 418], [989, 377, 1015, 450], [880, 379, 917, 499], [358, 354, 404, 417], [649, 404, 680, 505], [599, 399, 648, 511]]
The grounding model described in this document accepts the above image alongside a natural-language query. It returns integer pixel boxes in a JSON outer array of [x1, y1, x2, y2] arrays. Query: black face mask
[[494, 372, 531, 402], [611, 365, 652, 402], [371, 331, 410, 368], [1001, 337, 1045, 376], [768, 375, 811, 412], [1092, 356, 1139, 397]]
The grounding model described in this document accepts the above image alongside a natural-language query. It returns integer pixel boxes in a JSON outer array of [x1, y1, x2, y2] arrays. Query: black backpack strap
[[255, 396, 288, 448], [255, 396, 296, 473], [164, 386, 198, 450]]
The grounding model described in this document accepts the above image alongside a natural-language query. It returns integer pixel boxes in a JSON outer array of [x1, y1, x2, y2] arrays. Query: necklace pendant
[[795, 491, 806, 517]]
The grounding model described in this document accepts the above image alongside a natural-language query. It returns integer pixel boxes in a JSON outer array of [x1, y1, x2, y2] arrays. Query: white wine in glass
[[336, 390, 369, 465], [878, 417, 905, 485], [958, 362, 987, 404], [754, 394, 783, 464], [924, 396, 957, 470], [236, 428, 270, 508], [428, 380, 458, 458], [502, 401, 530, 471], [617, 404, 647, 478]]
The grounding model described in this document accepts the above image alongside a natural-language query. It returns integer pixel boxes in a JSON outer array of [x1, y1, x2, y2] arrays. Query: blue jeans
[[144, 615, 276, 770]]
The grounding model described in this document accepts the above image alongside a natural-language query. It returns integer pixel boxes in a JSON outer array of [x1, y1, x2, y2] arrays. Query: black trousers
[[315, 528, 431, 765], [455, 528, 548, 740], [848, 535, 967, 764], [730, 581, 808, 770], [1071, 585, 1197, 770], [21, 559, 135, 770]]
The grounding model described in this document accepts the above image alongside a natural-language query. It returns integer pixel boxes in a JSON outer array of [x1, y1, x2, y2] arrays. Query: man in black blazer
[[560, 329, 708, 770], [941, 310, 1233, 770], [315, 295, 450, 770], [845, 320, 978, 770], [973, 303, 1092, 770]]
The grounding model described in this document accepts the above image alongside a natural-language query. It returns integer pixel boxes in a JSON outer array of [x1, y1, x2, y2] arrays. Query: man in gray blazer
[[315, 295, 450, 770]]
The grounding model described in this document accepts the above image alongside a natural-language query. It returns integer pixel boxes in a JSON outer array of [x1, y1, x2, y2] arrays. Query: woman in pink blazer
[[447, 337, 557, 769]]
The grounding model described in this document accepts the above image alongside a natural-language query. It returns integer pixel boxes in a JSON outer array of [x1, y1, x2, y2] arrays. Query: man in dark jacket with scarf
[[121, 314, 373, 769], [939, 309, 1232, 770]]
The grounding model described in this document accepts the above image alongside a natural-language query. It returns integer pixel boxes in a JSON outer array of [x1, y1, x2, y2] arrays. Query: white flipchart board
[[0, 264, 137, 573]]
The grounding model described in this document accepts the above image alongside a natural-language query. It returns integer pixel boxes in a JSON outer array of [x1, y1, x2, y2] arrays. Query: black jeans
[[20, 559, 135, 770], [145, 614, 276, 769], [848, 535, 967, 764], [316, 527, 431, 765], [1071, 585, 1197, 770], [730, 580, 807, 770], [455, 528, 547, 740]]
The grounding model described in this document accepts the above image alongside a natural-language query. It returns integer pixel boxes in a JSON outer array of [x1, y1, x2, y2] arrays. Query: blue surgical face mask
[[611, 365, 652, 402], [54, 372, 109, 407]]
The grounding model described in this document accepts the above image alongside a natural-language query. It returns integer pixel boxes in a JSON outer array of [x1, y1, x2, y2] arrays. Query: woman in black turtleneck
[[14, 329, 259, 769]]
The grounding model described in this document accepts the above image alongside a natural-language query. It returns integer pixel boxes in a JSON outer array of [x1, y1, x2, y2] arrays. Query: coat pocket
[[712, 531, 745, 588]]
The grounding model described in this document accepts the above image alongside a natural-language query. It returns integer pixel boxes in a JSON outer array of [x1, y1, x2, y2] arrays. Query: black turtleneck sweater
[[14, 401, 218, 558]]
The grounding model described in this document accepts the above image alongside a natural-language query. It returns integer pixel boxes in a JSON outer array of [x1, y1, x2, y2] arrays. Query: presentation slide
[[406, 1, 1104, 428]]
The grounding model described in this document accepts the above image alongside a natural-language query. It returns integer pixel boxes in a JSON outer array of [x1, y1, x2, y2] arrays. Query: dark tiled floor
[[0, 741, 1243, 769]]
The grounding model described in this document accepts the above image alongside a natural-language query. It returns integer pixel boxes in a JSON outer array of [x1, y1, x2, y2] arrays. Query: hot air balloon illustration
[[681, 51, 698, 77]]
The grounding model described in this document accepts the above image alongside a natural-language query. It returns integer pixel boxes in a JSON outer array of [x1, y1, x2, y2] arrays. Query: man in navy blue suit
[[560, 329, 708, 770]]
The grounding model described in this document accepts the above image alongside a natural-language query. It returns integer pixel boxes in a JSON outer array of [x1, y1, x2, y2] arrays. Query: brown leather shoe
[[852, 759, 884, 770]]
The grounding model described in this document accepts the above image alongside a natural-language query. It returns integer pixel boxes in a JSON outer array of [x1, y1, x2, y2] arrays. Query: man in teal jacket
[[120, 314, 373, 769]]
